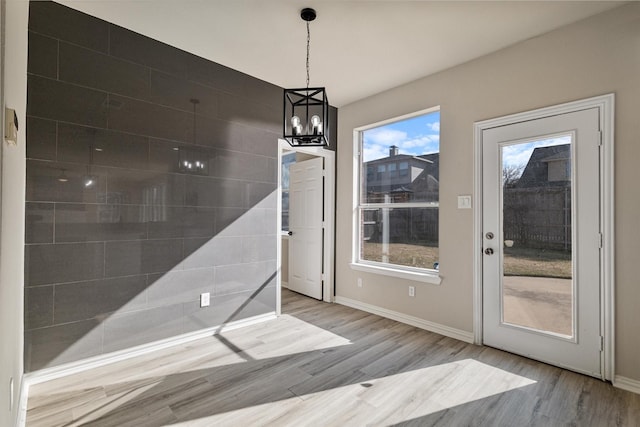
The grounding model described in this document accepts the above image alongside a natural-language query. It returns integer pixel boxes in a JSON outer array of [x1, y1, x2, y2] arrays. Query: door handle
[[484, 248, 494, 255], [288, 231, 293, 236]]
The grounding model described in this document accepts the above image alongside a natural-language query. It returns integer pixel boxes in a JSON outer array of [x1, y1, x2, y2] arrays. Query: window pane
[[281, 152, 296, 231], [359, 110, 440, 272], [362, 112, 440, 204], [502, 136, 573, 336], [360, 207, 439, 269]]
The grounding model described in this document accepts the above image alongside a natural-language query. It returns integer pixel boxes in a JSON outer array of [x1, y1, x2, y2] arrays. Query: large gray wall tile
[[26, 117, 56, 161], [105, 170, 185, 206], [55, 203, 147, 243], [214, 261, 275, 296], [182, 236, 243, 269], [212, 150, 273, 182], [25, 202, 54, 244], [211, 286, 276, 324], [185, 176, 247, 208], [27, 31, 57, 79], [54, 275, 147, 324], [29, 1, 109, 53], [242, 235, 277, 263], [217, 93, 280, 134], [149, 70, 219, 117], [104, 239, 183, 277], [25, 319, 103, 371], [182, 301, 226, 334], [26, 160, 108, 204], [214, 207, 247, 236], [102, 304, 183, 353], [57, 123, 150, 170], [181, 207, 216, 238], [109, 25, 190, 78], [27, 75, 108, 127], [146, 268, 215, 308], [25, 242, 105, 286], [25, 286, 54, 330], [148, 139, 215, 174], [235, 125, 279, 158], [108, 95, 192, 142], [59, 42, 150, 99]]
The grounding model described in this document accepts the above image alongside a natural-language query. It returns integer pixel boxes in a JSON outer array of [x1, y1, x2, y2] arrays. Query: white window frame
[[350, 106, 442, 285]]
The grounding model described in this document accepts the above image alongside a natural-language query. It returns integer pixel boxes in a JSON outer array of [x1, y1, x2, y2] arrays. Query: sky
[[501, 135, 571, 176], [362, 111, 440, 162]]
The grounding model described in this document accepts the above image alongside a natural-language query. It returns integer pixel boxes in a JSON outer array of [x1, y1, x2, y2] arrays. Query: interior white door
[[288, 157, 324, 300], [482, 108, 602, 377]]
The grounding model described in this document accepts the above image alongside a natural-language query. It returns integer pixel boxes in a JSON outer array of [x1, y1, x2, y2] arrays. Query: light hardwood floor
[[26, 289, 640, 426]]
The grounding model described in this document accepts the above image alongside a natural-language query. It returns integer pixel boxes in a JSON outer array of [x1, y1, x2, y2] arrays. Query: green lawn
[[362, 242, 439, 269]]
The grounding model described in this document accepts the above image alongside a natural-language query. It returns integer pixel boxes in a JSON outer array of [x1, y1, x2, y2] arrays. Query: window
[[399, 161, 409, 177], [388, 162, 397, 178], [281, 152, 296, 231], [355, 108, 440, 280]]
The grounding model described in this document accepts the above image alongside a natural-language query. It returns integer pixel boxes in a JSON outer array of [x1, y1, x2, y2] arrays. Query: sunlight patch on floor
[[168, 358, 536, 426]]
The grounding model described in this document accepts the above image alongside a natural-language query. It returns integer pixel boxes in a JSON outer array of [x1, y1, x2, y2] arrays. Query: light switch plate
[[458, 195, 472, 209]]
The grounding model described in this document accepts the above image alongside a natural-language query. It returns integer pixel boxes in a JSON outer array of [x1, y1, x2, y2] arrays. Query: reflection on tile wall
[[25, 1, 284, 371]]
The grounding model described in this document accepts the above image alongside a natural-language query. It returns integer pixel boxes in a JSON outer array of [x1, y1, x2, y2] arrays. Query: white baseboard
[[17, 311, 276, 425], [613, 375, 640, 395], [334, 296, 474, 344]]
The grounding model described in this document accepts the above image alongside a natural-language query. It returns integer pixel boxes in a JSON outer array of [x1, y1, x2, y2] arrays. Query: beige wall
[[0, 0, 28, 424], [336, 3, 640, 382]]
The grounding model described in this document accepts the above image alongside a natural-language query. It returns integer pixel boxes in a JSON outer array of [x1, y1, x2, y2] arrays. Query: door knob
[[288, 231, 293, 236], [484, 248, 494, 255]]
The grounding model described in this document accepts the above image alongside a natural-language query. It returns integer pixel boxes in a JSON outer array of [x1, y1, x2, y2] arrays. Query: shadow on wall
[[24, 1, 283, 372]]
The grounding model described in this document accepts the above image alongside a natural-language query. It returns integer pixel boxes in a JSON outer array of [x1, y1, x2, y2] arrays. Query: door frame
[[472, 94, 615, 380], [276, 139, 336, 313]]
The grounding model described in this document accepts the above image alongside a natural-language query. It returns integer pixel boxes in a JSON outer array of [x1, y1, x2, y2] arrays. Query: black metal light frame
[[283, 86, 329, 147], [283, 7, 330, 148]]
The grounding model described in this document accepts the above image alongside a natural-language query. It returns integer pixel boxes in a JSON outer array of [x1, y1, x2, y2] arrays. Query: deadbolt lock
[[485, 232, 494, 240]]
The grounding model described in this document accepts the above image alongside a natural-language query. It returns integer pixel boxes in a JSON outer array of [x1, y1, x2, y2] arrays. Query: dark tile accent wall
[[24, 1, 292, 371]]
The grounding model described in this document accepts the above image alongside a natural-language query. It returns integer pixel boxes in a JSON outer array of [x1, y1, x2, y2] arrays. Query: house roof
[[517, 144, 571, 188]]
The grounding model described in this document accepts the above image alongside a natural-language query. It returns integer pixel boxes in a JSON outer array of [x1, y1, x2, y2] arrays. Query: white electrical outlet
[[409, 286, 415, 297], [200, 292, 210, 307], [357, 278, 363, 288]]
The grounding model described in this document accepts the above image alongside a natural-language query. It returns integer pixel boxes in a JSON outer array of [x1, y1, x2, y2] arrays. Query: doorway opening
[[276, 140, 335, 313]]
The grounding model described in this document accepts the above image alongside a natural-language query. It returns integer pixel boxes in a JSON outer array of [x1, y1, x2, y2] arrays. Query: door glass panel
[[501, 135, 573, 337]]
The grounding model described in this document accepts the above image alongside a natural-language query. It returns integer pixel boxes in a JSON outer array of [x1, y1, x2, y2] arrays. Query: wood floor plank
[[26, 288, 640, 426]]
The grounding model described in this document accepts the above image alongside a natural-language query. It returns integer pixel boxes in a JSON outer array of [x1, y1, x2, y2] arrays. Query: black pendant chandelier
[[283, 8, 329, 147]]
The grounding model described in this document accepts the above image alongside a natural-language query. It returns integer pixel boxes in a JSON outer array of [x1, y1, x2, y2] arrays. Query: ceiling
[[58, 1, 623, 107]]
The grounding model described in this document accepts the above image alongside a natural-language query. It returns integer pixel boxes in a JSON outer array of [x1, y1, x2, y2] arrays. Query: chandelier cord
[[306, 20, 310, 88]]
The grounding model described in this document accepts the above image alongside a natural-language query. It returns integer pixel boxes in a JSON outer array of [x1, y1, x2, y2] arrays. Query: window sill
[[349, 262, 442, 285]]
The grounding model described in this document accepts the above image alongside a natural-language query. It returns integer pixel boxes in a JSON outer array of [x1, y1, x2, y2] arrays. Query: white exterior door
[[482, 108, 602, 377], [288, 157, 324, 300]]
